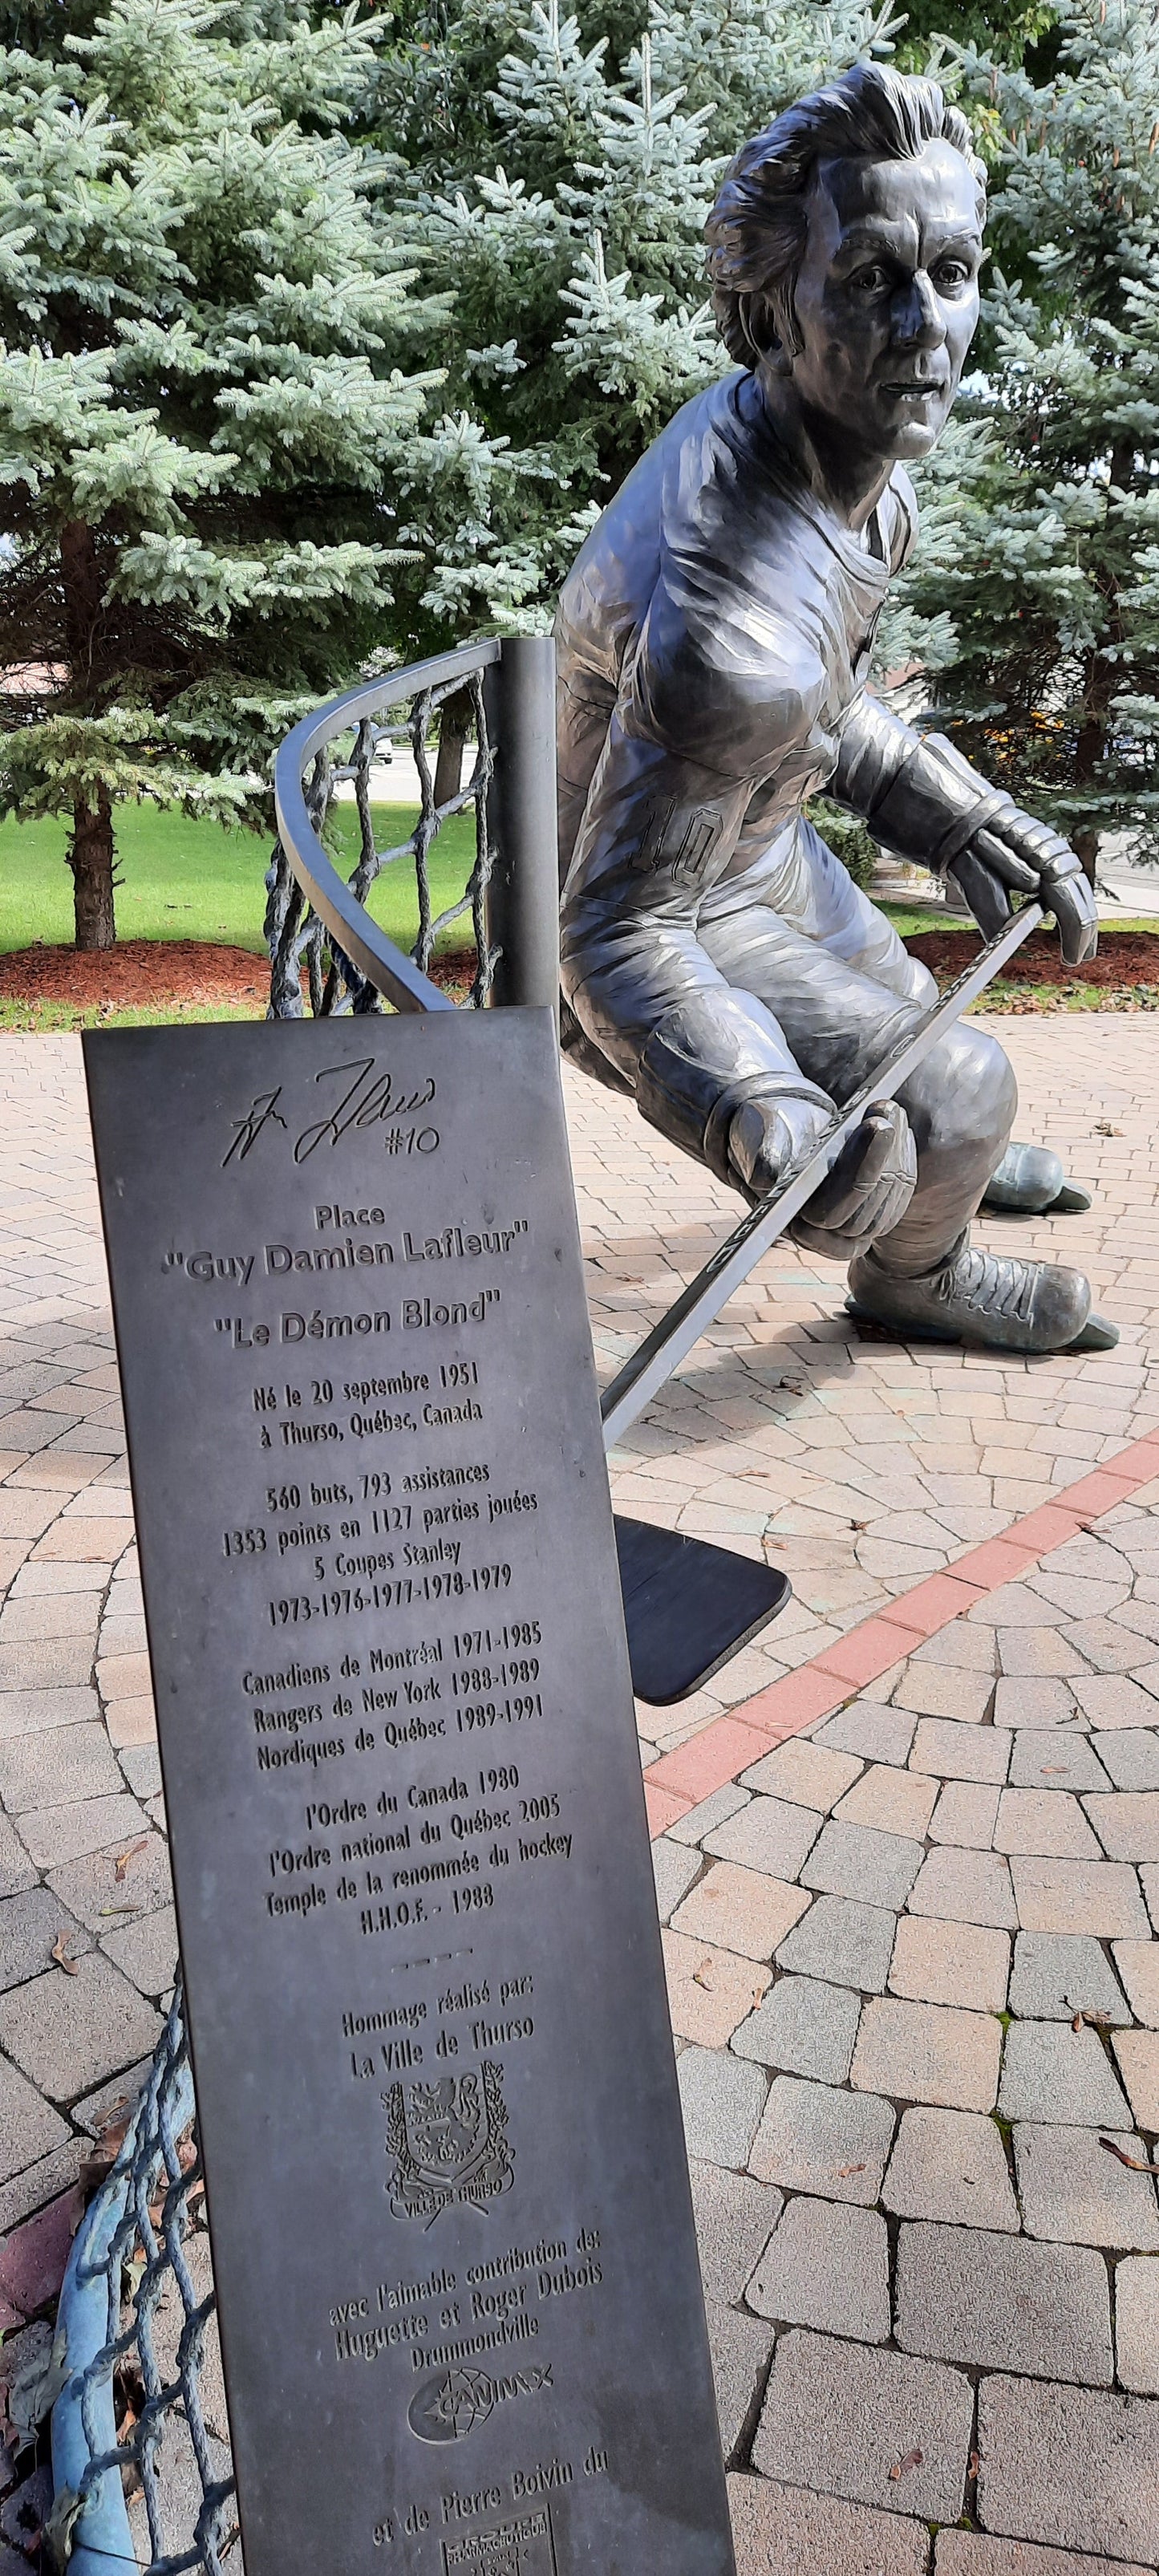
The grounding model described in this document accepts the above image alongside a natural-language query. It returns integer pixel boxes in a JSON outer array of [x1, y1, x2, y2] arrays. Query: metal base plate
[[83, 1015, 735, 2576], [615, 1515, 791, 1706]]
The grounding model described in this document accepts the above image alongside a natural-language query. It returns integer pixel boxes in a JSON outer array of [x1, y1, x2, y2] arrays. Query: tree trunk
[[59, 517, 117, 949], [1073, 717, 1106, 886], [1068, 436, 1134, 890], [69, 784, 116, 949], [434, 688, 471, 805]]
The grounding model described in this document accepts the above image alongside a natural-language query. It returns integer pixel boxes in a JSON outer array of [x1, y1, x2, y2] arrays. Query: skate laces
[[938, 1243, 1036, 1321]]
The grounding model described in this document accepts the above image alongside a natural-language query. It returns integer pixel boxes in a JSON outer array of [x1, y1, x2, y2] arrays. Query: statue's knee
[[906, 1027, 1016, 1160]]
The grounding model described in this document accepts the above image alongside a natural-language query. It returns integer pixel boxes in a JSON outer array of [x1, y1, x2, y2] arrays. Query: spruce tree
[[375, 0, 1159, 871], [891, 0, 1159, 869], [3, 0, 1092, 954], [0, 0, 530, 947], [372, 0, 906, 631]]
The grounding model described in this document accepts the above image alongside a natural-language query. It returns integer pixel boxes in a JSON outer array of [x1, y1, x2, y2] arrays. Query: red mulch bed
[[0, 939, 475, 1010], [4, 928, 1153, 1016], [906, 927, 1159, 990], [0, 939, 267, 1008]]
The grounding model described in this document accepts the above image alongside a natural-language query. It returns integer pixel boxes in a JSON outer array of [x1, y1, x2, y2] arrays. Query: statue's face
[[780, 140, 983, 461]]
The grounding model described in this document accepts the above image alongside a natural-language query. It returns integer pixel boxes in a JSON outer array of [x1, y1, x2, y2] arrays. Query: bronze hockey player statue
[[556, 63, 1115, 1353]]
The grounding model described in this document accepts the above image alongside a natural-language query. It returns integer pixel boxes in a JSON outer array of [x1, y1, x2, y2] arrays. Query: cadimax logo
[[407, 2363, 553, 2444]]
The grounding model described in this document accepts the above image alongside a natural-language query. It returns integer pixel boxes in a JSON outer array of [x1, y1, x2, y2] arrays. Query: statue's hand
[[949, 811, 1098, 968], [727, 1093, 833, 1199], [729, 1095, 917, 1251]]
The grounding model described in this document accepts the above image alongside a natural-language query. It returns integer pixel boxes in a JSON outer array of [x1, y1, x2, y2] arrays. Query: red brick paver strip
[[644, 1426, 1159, 1832]]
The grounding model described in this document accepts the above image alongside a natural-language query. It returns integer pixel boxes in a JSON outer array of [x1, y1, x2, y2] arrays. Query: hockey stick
[[599, 899, 1045, 1451]]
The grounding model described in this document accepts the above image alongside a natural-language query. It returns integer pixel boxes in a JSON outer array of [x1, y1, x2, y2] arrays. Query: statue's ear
[[741, 285, 800, 372], [738, 290, 776, 363]]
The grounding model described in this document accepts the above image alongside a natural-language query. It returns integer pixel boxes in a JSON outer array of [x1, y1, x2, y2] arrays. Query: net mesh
[[53, 1982, 237, 2576], [265, 668, 497, 1017]]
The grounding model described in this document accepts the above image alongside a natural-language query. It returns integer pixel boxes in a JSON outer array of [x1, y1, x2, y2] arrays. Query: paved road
[[2, 1020, 1158, 2574]]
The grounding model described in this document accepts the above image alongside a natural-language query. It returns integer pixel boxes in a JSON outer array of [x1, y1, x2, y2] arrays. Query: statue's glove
[[729, 1095, 917, 1254], [635, 989, 916, 1249], [835, 711, 1098, 968], [947, 809, 1098, 968]]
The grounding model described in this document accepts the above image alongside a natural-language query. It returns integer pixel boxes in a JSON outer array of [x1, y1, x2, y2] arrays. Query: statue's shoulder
[[654, 375, 833, 702], [568, 371, 767, 572], [555, 375, 755, 686], [635, 382, 830, 766], [663, 370, 796, 537], [558, 372, 831, 757], [551, 381, 715, 679]]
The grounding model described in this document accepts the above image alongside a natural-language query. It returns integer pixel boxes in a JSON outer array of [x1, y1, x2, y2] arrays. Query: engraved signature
[[222, 1088, 286, 1168], [221, 1061, 437, 1170], [295, 1059, 437, 1163]]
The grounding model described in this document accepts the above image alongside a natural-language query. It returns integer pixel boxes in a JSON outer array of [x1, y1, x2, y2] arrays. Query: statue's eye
[[851, 263, 890, 294], [934, 258, 972, 289]]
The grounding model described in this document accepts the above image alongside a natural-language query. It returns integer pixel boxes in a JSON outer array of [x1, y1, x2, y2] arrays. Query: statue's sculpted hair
[[706, 62, 986, 365]]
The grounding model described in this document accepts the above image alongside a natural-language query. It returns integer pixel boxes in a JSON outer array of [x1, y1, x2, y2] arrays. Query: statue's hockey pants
[[695, 821, 1017, 1278]]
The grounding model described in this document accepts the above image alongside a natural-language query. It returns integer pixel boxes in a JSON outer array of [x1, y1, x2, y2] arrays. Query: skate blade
[[1065, 1311, 1120, 1352], [979, 1181, 1093, 1218]]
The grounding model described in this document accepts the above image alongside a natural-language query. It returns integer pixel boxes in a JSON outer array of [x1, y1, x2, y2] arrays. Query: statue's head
[[706, 63, 986, 463]]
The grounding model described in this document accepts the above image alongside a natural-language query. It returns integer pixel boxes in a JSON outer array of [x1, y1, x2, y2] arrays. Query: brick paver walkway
[[2, 1020, 1159, 2573]]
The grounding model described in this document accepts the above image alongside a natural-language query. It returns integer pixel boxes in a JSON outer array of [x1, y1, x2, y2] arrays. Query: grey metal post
[[484, 633, 560, 1016]]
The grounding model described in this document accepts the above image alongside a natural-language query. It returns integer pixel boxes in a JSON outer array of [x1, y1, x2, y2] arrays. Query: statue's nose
[[894, 270, 945, 345]]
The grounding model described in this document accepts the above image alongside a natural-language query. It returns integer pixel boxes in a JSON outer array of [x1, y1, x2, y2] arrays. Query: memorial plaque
[[83, 1012, 733, 2576]]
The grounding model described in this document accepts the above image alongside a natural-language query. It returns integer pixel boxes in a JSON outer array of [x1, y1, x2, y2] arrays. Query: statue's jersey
[[555, 367, 917, 1081]]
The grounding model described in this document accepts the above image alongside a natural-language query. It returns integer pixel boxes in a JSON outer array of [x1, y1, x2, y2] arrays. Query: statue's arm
[[558, 636, 915, 1240], [559, 705, 836, 1193], [833, 694, 1012, 873], [832, 695, 1097, 966]]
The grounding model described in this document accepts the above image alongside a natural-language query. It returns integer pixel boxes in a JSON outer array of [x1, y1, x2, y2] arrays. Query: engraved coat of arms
[[384, 2063, 513, 2221]]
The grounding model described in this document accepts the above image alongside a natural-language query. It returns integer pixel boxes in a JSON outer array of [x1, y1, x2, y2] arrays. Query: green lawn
[[4, 805, 1154, 955], [883, 903, 1159, 940], [0, 801, 480, 957], [882, 905, 1159, 941], [1, 805, 1155, 1032], [877, 902, 971, 937], [0, 996, 269, 1031]]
